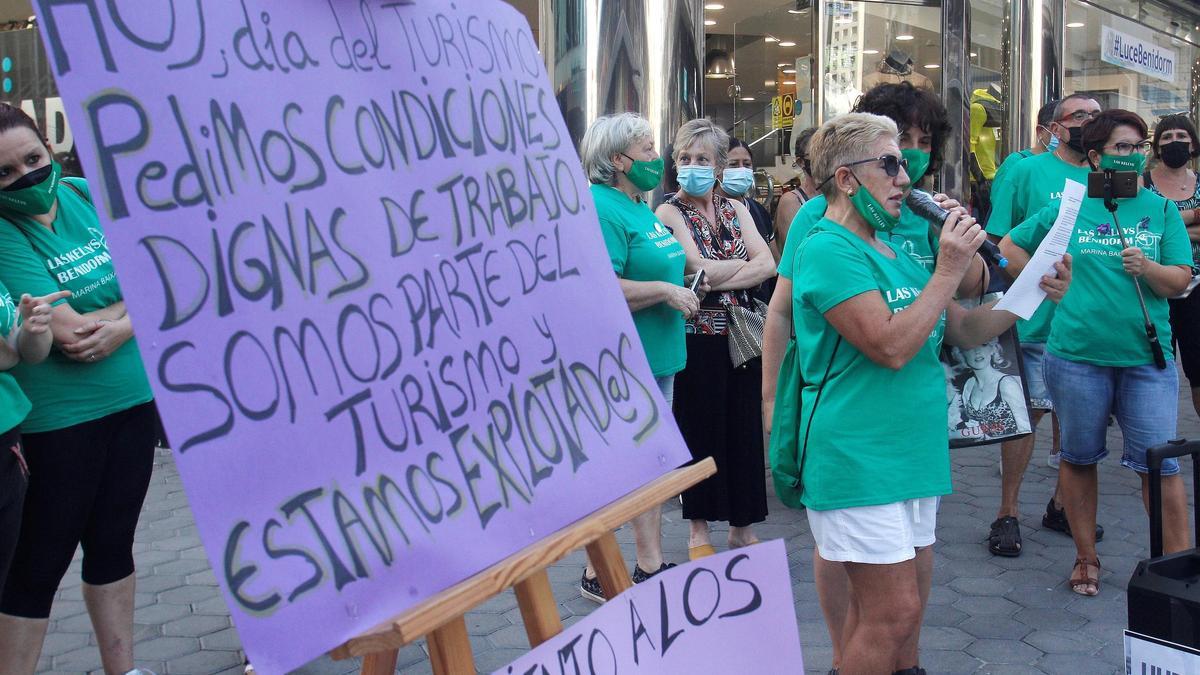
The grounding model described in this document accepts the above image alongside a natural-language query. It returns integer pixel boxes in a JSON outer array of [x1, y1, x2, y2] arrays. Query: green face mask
[[900, 148, 931, 184], [849, 173, 901, 233], [620, 154, 664, 192], [0, 161, 61, 216], [1099, 152, 1146, 175]]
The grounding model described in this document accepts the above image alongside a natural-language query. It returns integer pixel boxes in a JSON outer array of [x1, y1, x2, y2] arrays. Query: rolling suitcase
[[1127, 439, 1200, 647]]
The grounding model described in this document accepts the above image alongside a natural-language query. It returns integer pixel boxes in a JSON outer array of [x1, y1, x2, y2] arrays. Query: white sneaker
[[1047, 452, 1061, 468], [123, 670, 158, 675]]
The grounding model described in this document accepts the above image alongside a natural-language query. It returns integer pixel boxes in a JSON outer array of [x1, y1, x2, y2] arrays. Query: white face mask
[[721, 167, 755, 196]]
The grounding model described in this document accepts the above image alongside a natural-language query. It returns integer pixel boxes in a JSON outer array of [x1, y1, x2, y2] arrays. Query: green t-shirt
[[986, 151, 1090, 343], [1009, 189, 1191, 366], [792, 220, 950, 510], [0, 280, 31, 434], [0, 177, 152, 432], [992, 148, 1034, 188], [778, 195, 938, 278], [591, 184, 687, 378]]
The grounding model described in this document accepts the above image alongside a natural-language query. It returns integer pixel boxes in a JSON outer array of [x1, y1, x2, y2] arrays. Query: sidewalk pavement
[[34, 379, 1198, 674]]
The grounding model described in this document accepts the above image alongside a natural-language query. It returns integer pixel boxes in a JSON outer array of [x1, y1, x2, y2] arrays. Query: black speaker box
[[1128, 439, 1200, 648]]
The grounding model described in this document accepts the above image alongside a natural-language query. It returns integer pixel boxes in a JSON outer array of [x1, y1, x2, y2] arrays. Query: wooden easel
[[328, 457, 717, 674]]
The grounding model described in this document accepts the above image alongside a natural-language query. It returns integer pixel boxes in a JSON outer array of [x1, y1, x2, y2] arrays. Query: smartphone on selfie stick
[[1087, 169, 1167, 369]]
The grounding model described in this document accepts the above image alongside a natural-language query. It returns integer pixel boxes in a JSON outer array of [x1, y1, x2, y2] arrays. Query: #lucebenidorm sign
[[34, 0, 692, 671], [1101, 17, 1177, 83]]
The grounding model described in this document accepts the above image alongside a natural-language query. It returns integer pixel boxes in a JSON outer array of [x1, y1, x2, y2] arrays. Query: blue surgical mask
[[1045, 132, 1060, 152], [721, 167, 755, 196], [677, 165, 716, 196]]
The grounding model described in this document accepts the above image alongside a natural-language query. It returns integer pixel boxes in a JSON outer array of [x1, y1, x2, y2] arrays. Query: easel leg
[[427, 616, 475, 675], [514, 569, 564, 647], [585, 531, 632, 600], [360, 650, 398, 675]]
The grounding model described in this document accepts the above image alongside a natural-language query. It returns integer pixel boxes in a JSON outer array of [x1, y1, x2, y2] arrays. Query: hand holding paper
[[994, 179, 1085, 319]]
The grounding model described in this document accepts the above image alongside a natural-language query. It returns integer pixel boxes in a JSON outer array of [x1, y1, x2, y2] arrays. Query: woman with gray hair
[[656, 118, 776, 560], [777, 112, 1071, 673], [576, 112, 700, 603]]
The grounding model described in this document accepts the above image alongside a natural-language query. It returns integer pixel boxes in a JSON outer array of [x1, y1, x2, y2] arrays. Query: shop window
[[1064, 0, 1199, 130]]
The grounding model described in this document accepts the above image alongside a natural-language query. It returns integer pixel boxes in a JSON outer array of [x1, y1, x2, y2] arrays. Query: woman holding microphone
[[1001, 109, 1192, 596], [786, 113, 1069, 673]]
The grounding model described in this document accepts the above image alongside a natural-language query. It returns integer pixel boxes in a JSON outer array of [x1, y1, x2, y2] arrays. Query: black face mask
[[1160, 141, 1193, 169], [1064, 126, 1085, 154], [4, 164, 51, 191]]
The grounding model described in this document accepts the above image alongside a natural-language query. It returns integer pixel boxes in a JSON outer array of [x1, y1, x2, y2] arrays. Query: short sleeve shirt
[[591, 184, 687, 378], [1009, 189, 1191, 366], [778, 195, 938, 278], [986, 152, 1091, 343], [0, 177, 153, 432], [0, 280, 31, 434], [792, 220, 950, 510]]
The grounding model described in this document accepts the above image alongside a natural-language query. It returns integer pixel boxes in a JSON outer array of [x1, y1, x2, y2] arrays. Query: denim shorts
[[1020, 343, 1053, 410], [656, 375, 675, 407], [1043, 353, 1179, 475]]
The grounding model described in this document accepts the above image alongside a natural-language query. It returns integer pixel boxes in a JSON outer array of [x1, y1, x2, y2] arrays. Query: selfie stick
[[1101, 169, 1168, 370]]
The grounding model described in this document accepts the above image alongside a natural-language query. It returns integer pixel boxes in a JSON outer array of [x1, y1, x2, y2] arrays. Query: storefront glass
[[821, 0, 943, 118], [1064, 0, 1199, 129]]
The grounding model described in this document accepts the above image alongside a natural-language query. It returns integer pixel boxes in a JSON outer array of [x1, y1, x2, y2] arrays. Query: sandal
[[689, 544, 716, 560], [988, 516, 1022, 557], [1070, 557, 1101, 596]]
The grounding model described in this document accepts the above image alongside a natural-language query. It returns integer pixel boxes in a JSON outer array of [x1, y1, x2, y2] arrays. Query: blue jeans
[[1044, 353, 1179, 475], [1020, 342, 1052, 411]]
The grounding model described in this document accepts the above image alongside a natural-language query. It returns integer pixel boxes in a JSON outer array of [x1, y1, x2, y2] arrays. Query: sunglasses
[[818, 155, 907, 190]]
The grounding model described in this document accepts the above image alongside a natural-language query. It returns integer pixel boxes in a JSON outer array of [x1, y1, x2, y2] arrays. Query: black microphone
[[905, 189, 1008, 269]]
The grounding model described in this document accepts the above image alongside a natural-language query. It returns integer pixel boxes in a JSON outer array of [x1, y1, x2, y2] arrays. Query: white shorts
[[806, 496, 940, 564]]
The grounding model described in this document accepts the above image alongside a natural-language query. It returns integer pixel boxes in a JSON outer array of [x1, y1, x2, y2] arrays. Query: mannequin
[[862, 48, 933, 91]]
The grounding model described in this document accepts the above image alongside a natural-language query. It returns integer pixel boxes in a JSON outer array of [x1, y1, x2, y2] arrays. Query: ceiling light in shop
[[896, 34, 914, 41], [1066, 22, 1085, 28], [783, 69, 797, 74], [765, 80, 776, 86], [783, 80, 797, 85], [705, 3, 724, 9], [765, 36, 779, 42], [705, 19, 717, 25], [969, 52, 977, 57], [863, 49, 880, 55], [788, 8, 807, 13], [923, 64, 940, 69], [740, 96, 756, 101], [779, 41, 797, 47], [778, 62, 789, 67]]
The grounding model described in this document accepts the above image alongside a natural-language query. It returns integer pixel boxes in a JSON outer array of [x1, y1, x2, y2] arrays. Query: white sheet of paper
[[993, 179, 1085, 320]]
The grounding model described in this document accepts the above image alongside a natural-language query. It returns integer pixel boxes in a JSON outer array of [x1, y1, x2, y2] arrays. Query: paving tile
[[953, 595, 1022, 617], [1023, 629, 1102, 655], [965, 639, 1043, 664], [957, 616, 1032, 641], [162, 614, 231, 638]]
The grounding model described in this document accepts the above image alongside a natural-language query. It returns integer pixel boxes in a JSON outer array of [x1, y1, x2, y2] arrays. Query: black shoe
[[580, 570, 606, 604], [988, 516, 1022, 557], [632, 562, 676, 584], [1042, 498, 1104, 541], [893, 669, 926, 675]]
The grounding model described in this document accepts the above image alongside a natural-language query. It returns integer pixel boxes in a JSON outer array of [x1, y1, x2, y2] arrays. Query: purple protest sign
[[495, 541, 803, 675], [33, 1, 692, 671]]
